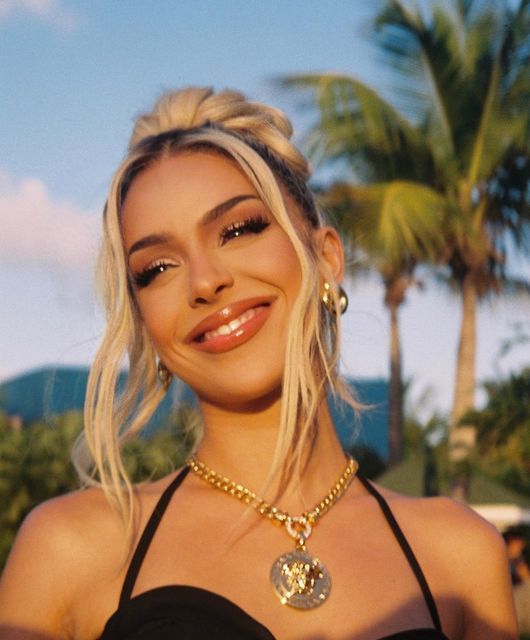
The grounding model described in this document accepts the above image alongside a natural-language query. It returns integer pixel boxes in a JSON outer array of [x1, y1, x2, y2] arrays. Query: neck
[[194, 393, 348, 511]]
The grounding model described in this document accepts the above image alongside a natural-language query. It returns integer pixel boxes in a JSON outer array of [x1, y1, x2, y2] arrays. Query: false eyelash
[[133, 260, 174, 289], [219, 215, 270, 245], [132, 215, 270, 289]]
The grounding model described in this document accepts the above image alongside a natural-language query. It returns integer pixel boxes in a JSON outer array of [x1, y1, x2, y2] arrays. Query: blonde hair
[[73, 87, 359, 524]]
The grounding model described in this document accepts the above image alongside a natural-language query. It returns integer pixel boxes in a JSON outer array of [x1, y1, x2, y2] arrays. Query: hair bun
[[128, 87, 310, 179]]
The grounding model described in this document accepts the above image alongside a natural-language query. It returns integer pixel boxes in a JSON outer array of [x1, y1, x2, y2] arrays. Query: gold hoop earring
[[322, 282, 348, 315], [157, 361, 172, 391]]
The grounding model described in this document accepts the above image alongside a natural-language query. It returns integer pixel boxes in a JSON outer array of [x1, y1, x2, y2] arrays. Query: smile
[[186, 297, 275, 354], [202, 307, 260, 341]]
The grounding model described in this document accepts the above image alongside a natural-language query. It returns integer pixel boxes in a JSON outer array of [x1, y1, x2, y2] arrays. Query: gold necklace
[[187, 455, 358, 610]]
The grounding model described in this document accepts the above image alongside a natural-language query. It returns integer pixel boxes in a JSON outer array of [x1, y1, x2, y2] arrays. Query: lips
[[202, 307, 260, 341], [185, 296, 275, 351]]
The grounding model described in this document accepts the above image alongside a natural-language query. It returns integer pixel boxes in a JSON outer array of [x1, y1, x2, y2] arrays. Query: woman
[[0, 88, 517, 639]]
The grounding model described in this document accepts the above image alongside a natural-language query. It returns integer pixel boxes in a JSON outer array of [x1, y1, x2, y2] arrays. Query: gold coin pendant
[[270, 549, 331, 610]]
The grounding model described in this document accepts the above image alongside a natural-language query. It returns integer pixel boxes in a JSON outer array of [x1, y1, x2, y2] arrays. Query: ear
[[313, 226, 345, 283]]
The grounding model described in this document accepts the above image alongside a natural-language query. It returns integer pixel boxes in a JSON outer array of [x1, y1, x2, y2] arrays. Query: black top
[[100, 467, 450, 640]]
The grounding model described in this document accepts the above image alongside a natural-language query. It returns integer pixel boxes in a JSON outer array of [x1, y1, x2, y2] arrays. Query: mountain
[[0, 367, 89, 423], [0, 366, 388, 459]]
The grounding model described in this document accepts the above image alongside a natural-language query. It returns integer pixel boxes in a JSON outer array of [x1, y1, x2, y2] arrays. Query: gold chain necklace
[[187, 455, 358, 610]]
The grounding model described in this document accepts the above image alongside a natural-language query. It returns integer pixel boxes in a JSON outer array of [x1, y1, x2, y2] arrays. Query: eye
[[219, 216, 270, 246], [132, 259, 177, 289]]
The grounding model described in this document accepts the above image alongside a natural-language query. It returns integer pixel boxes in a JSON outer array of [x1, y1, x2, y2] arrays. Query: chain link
[[187, 455, 358, 531]]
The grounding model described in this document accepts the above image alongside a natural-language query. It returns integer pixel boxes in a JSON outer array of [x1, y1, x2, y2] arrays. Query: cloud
[[0, 0, 80, 31], [0, 169, 99, 271]]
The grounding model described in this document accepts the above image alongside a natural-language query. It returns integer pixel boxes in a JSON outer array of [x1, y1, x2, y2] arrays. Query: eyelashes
[[133, 259, 177, 289], [132, 215, 271, 289], [219, 215, 270, 245]]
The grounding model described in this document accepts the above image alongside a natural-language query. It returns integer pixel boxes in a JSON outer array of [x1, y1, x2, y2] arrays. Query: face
[[121, 151, 307, 409]]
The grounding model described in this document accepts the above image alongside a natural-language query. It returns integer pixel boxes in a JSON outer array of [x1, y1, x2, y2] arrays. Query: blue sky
[[1, 0, 528, 414]]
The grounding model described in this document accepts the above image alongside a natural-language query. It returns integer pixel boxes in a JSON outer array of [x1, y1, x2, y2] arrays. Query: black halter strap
[[118, 466, 442, 633], [119, 465, 191, 606], [358, 476, 443, 632]]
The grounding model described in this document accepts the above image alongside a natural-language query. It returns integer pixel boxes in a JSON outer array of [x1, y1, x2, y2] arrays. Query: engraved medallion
[[270, 549, 331, 609]]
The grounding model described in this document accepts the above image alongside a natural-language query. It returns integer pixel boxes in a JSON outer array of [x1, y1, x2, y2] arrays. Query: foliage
[[402, 385, 452, 492], [462, 367, 530, 495], [0, 408, 195, 570], [395, 368, 530, 499], [122, 409, 196, 481], [0, 412, 81, 567], [280, 0, 530, 459], [403, 406, 448, 457]]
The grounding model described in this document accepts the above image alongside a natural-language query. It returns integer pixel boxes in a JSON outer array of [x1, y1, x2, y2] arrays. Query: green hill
[[0, 367, 389, 459]]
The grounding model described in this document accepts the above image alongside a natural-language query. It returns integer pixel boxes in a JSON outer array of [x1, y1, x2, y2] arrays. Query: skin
[[0, 151, 518, 639]]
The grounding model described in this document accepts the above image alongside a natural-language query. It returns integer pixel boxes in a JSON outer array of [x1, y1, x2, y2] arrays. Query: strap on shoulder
[[358, 476, 443, 632], [119, 465, 191, 606]]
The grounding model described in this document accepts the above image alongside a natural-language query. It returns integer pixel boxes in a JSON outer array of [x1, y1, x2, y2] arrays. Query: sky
[[0, 0, 528, 416]]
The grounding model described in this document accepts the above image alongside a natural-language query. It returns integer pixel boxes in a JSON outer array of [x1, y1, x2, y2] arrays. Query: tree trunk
[[450, 272, 478, 432], [449, 271, 478, 499], [388, 301, 404, 465]]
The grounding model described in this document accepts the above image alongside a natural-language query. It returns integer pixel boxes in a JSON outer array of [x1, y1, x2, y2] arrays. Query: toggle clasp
[[285, 515, 312, 547]]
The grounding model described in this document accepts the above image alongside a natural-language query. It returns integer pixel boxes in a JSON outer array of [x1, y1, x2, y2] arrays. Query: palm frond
[[279, 0, 530, 292], [374, 0, 459, 163], [467, 48, 501, 185], [324, 180, 447, 276], [279, 72, 435, 182]]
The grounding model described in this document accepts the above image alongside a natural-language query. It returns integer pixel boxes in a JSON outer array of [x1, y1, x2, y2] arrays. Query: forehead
[[122, 151, 259, 219]]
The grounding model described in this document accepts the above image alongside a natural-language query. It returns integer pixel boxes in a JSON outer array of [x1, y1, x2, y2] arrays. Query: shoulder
[[373, 484, 506, 567], [5, 468, 187, 575], [18, 486, 122, 562], [372, 483, 500, 533], [0, 488, 124, 636], [0, 472, 186, 637], [3, 487, 117, 573], [370, 484, 517, 637]]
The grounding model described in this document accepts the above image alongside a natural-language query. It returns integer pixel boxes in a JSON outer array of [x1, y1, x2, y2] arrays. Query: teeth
[[203, 308, 258, 341]]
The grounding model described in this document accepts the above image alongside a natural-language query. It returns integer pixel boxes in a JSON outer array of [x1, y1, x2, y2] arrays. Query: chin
[[195, 378, 283, 412], [178, 345, 287, 410]]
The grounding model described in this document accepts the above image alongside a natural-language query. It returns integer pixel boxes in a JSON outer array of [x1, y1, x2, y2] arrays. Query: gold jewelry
[[187, 455, 358, 610], [322, 282, 348, 315], [157, 361, 172, 391]]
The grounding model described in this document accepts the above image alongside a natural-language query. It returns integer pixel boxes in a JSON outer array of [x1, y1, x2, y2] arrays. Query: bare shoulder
[[0, 471, 186, 638], [15, 486, 122, 565], [0, 487, 124, 637], [372, 484, 506, 565], [370, 484, 517, 638]]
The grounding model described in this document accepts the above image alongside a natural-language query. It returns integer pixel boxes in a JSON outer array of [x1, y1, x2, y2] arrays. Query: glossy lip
[[185, 296, 275, 353]]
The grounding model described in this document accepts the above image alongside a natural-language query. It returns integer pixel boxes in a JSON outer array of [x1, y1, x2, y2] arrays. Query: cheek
[[135, 291, 180, 352], [252, 228, 303, 295], [272, 238, 303, 300]]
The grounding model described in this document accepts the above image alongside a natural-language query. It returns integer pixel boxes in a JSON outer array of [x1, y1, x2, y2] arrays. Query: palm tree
[[280, 0, 530, 469], [324, 181, 446, 463]]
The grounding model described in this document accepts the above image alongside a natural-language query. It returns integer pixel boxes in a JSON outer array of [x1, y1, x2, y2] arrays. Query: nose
[[187, 252, 234, 306]]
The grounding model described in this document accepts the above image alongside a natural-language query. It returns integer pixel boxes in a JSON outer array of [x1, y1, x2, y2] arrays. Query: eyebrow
[[127, 194, 259, 258], [200, 194, 258, 225]]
